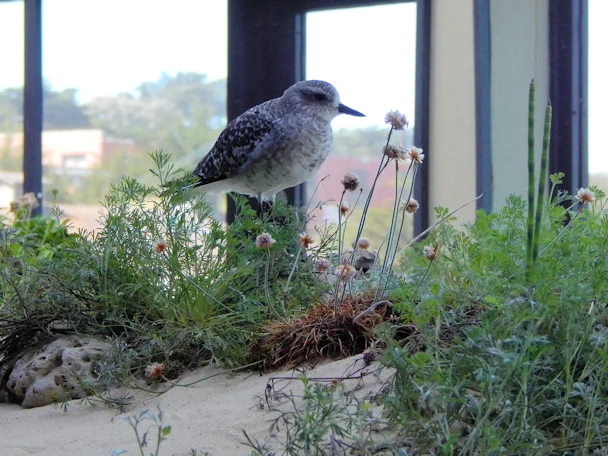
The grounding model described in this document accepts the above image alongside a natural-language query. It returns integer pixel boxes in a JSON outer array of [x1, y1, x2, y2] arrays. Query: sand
[[0, 355, 388, 456]]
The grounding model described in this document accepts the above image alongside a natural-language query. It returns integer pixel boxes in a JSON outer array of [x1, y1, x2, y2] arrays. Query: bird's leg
[[261, 195, 275, 217]]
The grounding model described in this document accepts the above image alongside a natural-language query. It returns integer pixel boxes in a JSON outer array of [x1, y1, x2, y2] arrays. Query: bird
[[190, 80, 365, 204]]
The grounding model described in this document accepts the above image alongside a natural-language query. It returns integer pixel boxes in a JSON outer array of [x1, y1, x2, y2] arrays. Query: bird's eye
[[313, 93, 327, 101]]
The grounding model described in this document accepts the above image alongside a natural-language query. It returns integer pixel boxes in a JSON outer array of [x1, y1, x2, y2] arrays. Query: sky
[[0, 0, 605, 173]]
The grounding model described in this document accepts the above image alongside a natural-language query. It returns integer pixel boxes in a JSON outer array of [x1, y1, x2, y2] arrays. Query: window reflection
[[40, 0, 228, 231], [306, 3, 417, 248]]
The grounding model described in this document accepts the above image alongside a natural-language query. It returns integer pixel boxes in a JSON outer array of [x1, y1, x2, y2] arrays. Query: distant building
[[0, 129, 138, 173], [0, 129, 138, 209]]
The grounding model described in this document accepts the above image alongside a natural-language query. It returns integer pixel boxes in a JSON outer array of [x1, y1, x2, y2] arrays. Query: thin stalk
[[378, 165, 419, 301], [264, 252, 286, 323], [285, 245, 302, 290], [390, 163, 418, 268], [526, 79, 536, 279], [334, 190, 346, 302], [352, 127, 394, 251], [381, 160, 401, 277], [393, 194, 483, 260], [532, 101, 552, 262], [409, 259, 433, 305], [538, 211, 580, 257]]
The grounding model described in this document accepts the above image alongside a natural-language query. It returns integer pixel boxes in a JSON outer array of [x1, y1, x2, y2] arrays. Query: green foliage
[[380, 185, 608, 454], [243, 377, 384, 456], [0, 151, 326, 383], [1, 202, 74, 262]]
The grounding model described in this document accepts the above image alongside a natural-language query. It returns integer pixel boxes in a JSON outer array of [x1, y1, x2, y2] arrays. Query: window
[[41, 0, 227, 230], [0, 1, 24, 211], [305, 2, 417, 246], [588, 0, 608, 194]]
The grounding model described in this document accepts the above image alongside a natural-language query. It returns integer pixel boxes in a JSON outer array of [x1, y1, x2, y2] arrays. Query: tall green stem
[[532, 101, 552, 262], [526, 79, 536, 280]]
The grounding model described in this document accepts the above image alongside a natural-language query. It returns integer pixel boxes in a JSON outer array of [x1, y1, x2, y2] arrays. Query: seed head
[[356, 237, 371, 250], [384, 110, 408, 130], [154, 241, 169, 254], [423, 245, 438, 262], [408, 147, 424, 164], [144, 362, 165, 381], [575, 188, 596, 204], [341, 172, 360, 192], [299, 233, 314, 249], [362, 349, 376, 365], [334, 263, 357, 282], [9, 201, 20, 213], [255, 233, 276, 249], [20, 192, 39, 209], [314, 258, 330, 272], [400, 198, 420, 214], [339, 202, 350, 217], [383, 144, 408, 161]]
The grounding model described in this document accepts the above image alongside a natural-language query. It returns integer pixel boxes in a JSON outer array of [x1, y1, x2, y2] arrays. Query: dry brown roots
[[251, 294, 402, 369]]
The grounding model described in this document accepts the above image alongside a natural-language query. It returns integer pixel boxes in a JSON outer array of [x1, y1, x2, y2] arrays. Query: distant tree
[[332, 126, 414, 158], [43, 85, 90, 129], [84, 72, 226, 160]]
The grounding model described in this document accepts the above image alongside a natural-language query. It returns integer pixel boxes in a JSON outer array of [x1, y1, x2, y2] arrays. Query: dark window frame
[[472, 0, 589, 211], [548, 0, 588, 195]]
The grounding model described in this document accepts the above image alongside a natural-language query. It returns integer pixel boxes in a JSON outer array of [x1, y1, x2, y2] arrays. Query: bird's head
[[282, 80, 365, 122]]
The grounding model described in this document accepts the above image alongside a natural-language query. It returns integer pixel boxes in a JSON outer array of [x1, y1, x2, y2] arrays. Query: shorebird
[[190, 80, 365, 203]]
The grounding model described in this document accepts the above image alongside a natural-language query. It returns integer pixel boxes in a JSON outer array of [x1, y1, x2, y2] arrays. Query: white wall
[[429, 0, 477, 225]]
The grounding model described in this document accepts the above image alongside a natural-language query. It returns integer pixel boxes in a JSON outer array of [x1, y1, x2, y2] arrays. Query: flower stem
[[526, 79, 536, 280], [532, 101, 552, 262]]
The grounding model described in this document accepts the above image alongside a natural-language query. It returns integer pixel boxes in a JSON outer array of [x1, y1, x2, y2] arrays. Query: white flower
[[575, 188, 596, 204], [384, 110, 408, 130], [400, 198, 420, 214], [423, 245, 437, 261], [408, 147, 424, 164], [255, 233, 276, 249]]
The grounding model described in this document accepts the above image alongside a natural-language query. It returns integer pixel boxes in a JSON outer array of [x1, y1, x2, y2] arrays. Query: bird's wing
[[192, 106, 277, 187]]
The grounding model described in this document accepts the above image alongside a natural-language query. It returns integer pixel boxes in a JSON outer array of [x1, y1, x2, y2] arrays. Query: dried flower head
[[356, 237, 371, 250], [255, 233, 276, 249], [383, 144, 408, 161], [385, 110, 408, 130], [314, 258, 330, 272], [339, 202, 350, 217], [144, 362, 165, 381], [334, 263, 357, 282], [400, 198, 420, 214], [9, 201, 20, 213], [341, 172, 360, 192], [154, 241, 169, 254], [423, 245, 438, 262], [20, 192, 39, 209], [298, 233, 314, 249], [408, 147, 424, 164], [575, 188, 596, 204], [362, 349, 376, 366]]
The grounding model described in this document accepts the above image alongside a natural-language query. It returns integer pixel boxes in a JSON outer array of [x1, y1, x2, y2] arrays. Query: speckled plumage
[[191, 80, 364, 201]]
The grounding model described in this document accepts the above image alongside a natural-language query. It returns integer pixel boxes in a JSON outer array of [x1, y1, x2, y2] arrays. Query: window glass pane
[[42, 0, 227, 231], [588, 0, 608, 194], [306, 2, 417, 248], [0, 1, 24, 214]]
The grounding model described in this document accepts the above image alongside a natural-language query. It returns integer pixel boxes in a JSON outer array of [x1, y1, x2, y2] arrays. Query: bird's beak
[[338, 103, 365, 117]]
